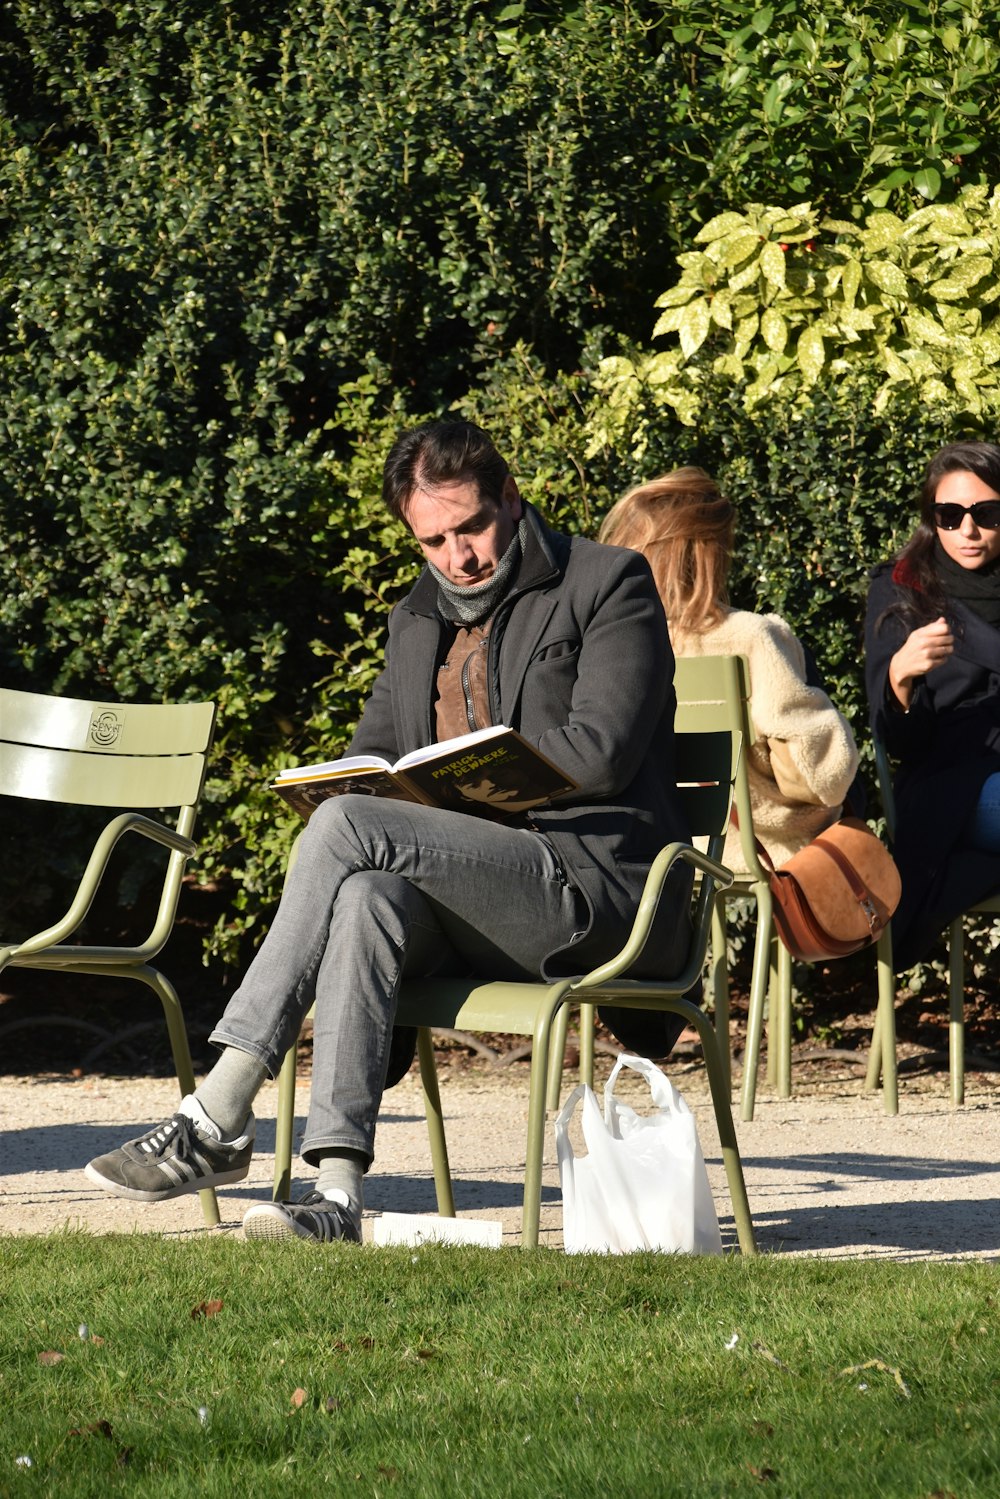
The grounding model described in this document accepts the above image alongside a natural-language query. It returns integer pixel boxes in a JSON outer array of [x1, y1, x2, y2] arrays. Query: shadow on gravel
[[755, 1194, 1000, 1258], [3, 1109, 431, 1177], [734, 1149, 1000, 1183], [3, 1115, 276, 1175], [727, 1149, 1000, 1257]]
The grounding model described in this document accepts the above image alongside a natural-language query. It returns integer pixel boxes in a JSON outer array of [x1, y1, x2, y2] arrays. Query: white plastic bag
[[555, 1053, 723, 1255]]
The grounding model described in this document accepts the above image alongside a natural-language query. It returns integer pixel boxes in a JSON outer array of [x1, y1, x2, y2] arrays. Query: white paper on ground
[[372, 1213, 503, 1248]]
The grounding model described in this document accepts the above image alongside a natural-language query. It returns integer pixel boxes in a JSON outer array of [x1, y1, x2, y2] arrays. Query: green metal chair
[[674, 656, 899, 1119], [0, 687, 220, 1227], [272, 728, 757, 1253], [672, 655, 776, 1119], [866, 732, 1000, 1108]]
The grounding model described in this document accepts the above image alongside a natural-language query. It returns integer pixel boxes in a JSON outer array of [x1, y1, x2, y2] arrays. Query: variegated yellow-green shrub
[[593, 186, 1000, 452]]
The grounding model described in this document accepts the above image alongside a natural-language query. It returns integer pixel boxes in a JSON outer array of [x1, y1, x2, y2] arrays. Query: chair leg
[[864, 975, 883, 1094], [679, 1000, 756, 1255], [273, 1036, 299, 1202], [948, 917, 965, 1106], [775, 940, 793, 1099], [545, 1002, 571, 1110], [709, 895, 731, 1097], [578, 1002, 595, 1090], [764, 952, 779, 1090], [135, 965, 220, 1229], [416, 1026, 456, 1217], [740, 884, 773, 1122], [875, 929, 898, 1114], [273, 833, 306, 1203], [522, 986, 571, 1247]]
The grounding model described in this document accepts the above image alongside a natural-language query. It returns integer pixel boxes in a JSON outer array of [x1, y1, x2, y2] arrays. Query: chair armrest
[[10, 812, 197, 959], [571, 841, 734, 991]]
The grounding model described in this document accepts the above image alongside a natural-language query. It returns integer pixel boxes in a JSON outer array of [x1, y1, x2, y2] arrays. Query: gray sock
[[195, 1047, 267, 1139], [315, 1150, 366, 1221]]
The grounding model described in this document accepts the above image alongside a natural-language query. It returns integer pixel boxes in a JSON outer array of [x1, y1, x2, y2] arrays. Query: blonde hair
[[597, 467, 735, 639]]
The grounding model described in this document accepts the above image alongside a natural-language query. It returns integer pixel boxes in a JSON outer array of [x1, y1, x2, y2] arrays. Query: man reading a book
[[86, 421, 694, 1244]]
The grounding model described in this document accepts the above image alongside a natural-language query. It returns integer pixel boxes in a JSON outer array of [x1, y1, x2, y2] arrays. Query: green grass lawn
[[2, 1235, 998, 1497]]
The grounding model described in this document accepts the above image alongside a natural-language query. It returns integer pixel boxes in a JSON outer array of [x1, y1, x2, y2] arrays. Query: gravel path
[[3, 1062, 999, 1258]]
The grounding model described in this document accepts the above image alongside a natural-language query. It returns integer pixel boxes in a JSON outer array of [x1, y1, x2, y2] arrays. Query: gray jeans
[[209, 794, 588, 1165]]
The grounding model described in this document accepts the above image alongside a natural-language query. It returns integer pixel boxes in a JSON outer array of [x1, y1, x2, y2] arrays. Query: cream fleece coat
[[672, 610, 859, 874]]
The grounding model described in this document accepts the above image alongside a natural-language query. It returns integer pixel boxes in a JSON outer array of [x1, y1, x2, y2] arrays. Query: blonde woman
[[599, 467, 859, 875]]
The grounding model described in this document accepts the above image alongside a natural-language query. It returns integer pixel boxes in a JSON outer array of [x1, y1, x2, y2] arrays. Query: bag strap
[[605, 1052, 678, 1113], [731, 805, 778, 877]]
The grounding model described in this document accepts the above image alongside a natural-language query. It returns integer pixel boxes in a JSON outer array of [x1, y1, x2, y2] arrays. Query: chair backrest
[[577, 726, 741, 995], [0, 688, 216, 834], [871, 729, 897, 843], [673, 726, 740, 851], [675, 726, 742, 977], [673, 654, 769, 881]]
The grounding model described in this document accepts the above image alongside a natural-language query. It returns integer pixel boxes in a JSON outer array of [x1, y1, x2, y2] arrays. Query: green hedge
[[465, 351, 985, 746], [4, 0, 1000, 967]]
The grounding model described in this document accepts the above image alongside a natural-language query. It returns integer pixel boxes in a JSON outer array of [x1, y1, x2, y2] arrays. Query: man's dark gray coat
[[351, 503, 693, 980]]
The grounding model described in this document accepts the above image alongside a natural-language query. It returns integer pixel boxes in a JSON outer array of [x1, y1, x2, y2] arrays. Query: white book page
[[393, 724, 510, 772], [274, 754, 393, 783]]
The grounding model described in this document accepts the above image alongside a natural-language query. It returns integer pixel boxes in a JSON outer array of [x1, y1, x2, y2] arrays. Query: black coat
[[350, 502, 694, 980], [865, 560, 1000, 969]]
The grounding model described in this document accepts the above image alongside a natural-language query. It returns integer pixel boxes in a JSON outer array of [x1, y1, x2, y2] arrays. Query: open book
[[272, 724, 578, 821]]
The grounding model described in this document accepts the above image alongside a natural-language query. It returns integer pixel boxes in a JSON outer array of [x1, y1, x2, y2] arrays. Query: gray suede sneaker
[[242, 1190, 361, 1244], [84, 1097, 254, 1200]]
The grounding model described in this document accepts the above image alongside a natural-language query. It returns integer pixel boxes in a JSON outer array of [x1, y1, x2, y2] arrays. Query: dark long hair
[[886, 441, 1000, 626]]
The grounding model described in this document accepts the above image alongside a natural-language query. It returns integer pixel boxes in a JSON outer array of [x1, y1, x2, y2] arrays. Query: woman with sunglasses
[[865, 440, 1000, 969]]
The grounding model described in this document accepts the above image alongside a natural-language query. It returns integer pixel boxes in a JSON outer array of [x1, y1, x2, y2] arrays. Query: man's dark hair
[[382, 421, 511, 521]]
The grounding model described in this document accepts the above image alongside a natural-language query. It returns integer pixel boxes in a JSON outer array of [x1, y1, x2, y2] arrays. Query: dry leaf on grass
[[60, 1418, 130, 1468], [752, 1341, 793, 1372], [290, 1387, 308, 1408], [68, 1421, 114, 1440], [37, 1350, 65, 1366], [840, 1359, 911, 1399], [747, 1420, 774, 1437], [191, 1299, 224, 1320]]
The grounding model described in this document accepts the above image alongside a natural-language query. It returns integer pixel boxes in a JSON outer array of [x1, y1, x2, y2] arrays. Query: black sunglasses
[[933, 501, 1000, 531]]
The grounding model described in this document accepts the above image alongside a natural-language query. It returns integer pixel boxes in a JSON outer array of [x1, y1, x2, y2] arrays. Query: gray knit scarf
[[430, 517, 527, 624]]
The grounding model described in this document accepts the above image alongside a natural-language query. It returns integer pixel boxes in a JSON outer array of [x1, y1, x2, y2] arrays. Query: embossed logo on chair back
[[89, 709, 124, 748]]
